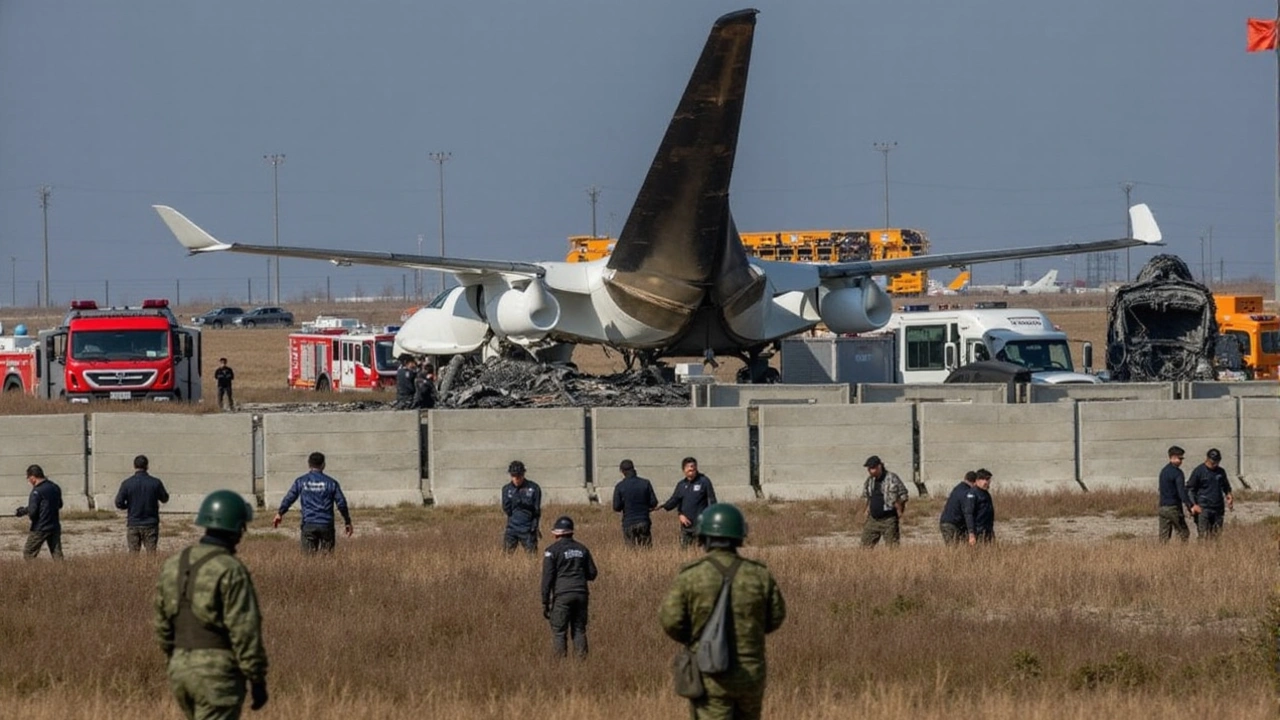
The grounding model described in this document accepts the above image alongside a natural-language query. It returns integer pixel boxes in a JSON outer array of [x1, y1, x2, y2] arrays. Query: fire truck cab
[[289, 329, 398, 391], [37, 299, 202, 402]]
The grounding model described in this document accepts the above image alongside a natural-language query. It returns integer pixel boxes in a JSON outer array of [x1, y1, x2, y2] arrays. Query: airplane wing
[[817, 204, 1161, 281], [153, 205, 546, 279]]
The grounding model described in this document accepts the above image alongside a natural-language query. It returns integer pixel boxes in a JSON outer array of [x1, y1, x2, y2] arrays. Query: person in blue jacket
[[273, 452, 353, 553], [502, 460, 542, 553], [16, 464, 63, 560]]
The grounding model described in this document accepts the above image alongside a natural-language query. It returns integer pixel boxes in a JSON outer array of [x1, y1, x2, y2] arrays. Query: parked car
[[191, 306, 245, 329], [233, 306, 294, 328]]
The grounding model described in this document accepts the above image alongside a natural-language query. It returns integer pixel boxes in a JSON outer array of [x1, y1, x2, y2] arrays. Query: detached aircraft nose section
[[394, 286, 490, 357], [604, 9, 762, 338]]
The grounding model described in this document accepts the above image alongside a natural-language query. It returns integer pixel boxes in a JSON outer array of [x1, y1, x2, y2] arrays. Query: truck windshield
[[71, 330, 170, 361], [999, 340, 1073, 372], [375, 340, 398, 372], [1263, 330, 1280, 355]]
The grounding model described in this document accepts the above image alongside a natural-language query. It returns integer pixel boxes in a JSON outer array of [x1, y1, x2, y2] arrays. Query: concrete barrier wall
[[592, 408, 752, 503], [1078, 399, 1237, 491], [429, 408, 587, 506], [1241, 398, 1280, 489], [706, 384, 850, 407], [857, 383, 1007, 404], [919, 403, 1077, 493], [1029, 383, 1174, 403], [0, 414, 89, 511], [1186, 382, 1280, 399], [92, 414, 252, 514], [264, 412, 421, 510], [758, 404, 913, 500]]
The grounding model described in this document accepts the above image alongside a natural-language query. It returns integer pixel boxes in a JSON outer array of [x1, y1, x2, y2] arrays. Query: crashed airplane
[[154, 9, 1162, 381]]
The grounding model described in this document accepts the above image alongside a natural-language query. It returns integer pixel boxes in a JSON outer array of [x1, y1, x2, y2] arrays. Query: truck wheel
[[316, 377, 331, 392], [3, 377, 22, 393]]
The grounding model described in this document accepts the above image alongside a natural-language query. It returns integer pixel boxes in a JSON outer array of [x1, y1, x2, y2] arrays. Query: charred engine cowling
[[487, 280, 561, 341], [1105, 254, 1217, 382], [818, 281, 893, 334]]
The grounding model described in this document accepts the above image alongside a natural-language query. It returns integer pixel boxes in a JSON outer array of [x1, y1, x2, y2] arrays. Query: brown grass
[[1, 498, 1277, 718]]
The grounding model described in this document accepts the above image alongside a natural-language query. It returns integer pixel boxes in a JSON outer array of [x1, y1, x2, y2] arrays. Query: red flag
[[1248, 17, 1278, 52]]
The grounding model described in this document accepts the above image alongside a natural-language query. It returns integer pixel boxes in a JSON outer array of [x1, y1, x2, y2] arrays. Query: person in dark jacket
[[413, 362, 438, 409], [502, 460, 542, 553], [15, 464, 63, 560], [540, 515, 598, 658], [394, 354, 418, 409], [612, 459, 658, 547], [661, 457, 717, 547], [1186, 448, 1233, 539], [1157, 445, 1193, 543], [114, 454, 171, 553], [272, 452, 353, 553], [214, 357, 235, 411], [938, 471, 976, 545], [963, 468, 995, 545]]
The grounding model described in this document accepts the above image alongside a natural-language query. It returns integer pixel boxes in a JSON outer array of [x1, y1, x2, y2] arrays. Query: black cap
[[508, 460, 526, 475], [552, 515, 575, 535], [1206, 448, 1222, 462], [619, 459, 635, 472], [863, 455, 882, 468]]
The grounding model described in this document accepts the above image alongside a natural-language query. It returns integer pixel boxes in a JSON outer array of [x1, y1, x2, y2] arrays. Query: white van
[[871, 307, 1100, 384]]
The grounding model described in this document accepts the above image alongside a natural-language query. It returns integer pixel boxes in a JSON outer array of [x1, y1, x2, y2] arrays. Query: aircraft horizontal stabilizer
[[153, 205, 545, 278]]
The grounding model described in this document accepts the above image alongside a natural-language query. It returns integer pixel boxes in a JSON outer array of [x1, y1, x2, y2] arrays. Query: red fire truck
[[36, 299, 202, 402], [0, 325, 38, 394], [288, 328, 398, 391]]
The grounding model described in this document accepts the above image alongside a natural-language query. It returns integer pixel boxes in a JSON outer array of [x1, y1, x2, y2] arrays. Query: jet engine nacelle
[[487, 280, 562, 341], [818, 282, 893, 334]]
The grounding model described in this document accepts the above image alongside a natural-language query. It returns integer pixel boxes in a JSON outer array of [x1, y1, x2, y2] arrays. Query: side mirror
[[1082, 342, 1094, 372]]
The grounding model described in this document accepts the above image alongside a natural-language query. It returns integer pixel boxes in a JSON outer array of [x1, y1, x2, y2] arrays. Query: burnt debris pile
[[1105, 254, 1217, 382], [441, 358, 691, 409]]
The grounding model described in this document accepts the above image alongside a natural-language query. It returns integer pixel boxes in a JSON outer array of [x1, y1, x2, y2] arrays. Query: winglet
[[152, 205, 233, 253], [1129, 203, 1161, 244]]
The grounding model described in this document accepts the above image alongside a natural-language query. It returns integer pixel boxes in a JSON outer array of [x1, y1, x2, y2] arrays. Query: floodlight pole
[[430, 151, 452, 294], [873, 141, 897, 228]]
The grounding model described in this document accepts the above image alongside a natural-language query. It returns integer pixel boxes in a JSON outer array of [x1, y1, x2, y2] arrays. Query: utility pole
[[38, 186, 51, 307], [587, 185, 601, 238], [1200, 231, 1207, 282], [873, 141, 897, 228], [429, 151, 452, 294], [1208, 225, 1214, 287], [10, 256, 15, 307], [416, 233, 425, 300], [1121, 181, 1135, 280], [264, 153, 285, 304]]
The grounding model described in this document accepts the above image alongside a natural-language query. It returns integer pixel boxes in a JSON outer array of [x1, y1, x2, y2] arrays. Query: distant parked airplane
[[968, 269, 1062, 295], [926, 270, 970, 296]]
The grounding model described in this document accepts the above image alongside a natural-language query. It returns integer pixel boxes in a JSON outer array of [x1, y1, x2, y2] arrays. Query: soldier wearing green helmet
[[153, 490, 269, 719], [658, 503, 786, 720]]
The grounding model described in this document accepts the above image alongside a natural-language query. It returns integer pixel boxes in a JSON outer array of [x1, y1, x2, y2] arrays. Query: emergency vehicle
[[1214, 295, 1279, 380], [0, 324, 38, 394], [869, 306, 1101, 384], [37, 299, 202, 401], [288, 328, 398, 391]]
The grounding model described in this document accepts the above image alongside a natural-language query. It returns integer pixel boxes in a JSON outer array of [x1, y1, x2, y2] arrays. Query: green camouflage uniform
[[659, 548, 786, 720], [153, 543, 268, 720]]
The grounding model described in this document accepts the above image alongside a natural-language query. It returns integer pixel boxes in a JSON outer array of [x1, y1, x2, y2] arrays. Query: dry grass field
[[1, 493, 1278, 719]]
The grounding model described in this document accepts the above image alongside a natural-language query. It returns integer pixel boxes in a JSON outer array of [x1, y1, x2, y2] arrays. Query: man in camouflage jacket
[[659, 504, 786, 720], [154, 490, 268, 719]]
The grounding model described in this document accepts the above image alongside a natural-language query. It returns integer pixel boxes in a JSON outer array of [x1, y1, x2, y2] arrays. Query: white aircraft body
[[1006, 269, 1063, 295], [154, 10, 1162, 379]]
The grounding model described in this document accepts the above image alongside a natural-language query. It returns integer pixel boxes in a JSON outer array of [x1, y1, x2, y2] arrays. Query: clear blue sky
[[0, 1, 1273, 306]]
